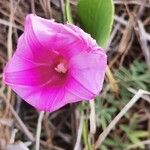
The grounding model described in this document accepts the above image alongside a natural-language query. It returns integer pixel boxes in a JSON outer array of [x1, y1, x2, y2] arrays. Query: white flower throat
[[55, 62, 67, 74]]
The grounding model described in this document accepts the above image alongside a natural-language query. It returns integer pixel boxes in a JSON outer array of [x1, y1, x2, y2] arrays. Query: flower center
[[54, 62, 68, 74]]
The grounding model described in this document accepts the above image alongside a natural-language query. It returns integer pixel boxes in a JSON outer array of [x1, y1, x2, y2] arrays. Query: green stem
[[82, 115, 92, 150], [65, 0, 73, 23]]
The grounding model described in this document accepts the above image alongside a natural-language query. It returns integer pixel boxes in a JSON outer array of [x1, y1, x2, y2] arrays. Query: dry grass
[[0, 0, 150, 150]]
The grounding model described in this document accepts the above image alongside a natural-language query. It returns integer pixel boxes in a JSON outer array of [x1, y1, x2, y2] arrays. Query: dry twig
[[94, 89, 150, 149], [35, 111, 44, 150], [89, 100, 96, 135], [0, 93, 34, 142], [134, 20, 150, 71], [74, 113, 84, 150]]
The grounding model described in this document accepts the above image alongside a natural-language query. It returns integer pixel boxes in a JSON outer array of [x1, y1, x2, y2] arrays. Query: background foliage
[[0, 0, 150, 150]]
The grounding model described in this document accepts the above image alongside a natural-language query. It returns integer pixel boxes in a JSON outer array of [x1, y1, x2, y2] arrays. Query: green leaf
[[120, 125, 148, 149], [77, 0, 114, 47]]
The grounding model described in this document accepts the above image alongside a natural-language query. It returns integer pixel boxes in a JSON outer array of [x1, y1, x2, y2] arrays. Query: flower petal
[[3, 14, 107, 112], [19, 16, 58, 64], [69, 50, 107, 95], [66, 24, 98, 50], [4, 55, 51, 86], [10, 83, 84, 112], [26, 14, 90, 59], [3, 54, 65, 87], [65, 75, 96, 100], [8, 84, 65, 112], [35, 86, 65, 111]]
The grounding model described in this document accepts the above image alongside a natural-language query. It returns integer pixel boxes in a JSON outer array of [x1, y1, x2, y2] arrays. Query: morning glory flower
[[3, 14, 107, 112]]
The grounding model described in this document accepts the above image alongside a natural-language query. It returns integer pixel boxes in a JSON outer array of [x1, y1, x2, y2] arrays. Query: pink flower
[[3, 14, 107, 112]]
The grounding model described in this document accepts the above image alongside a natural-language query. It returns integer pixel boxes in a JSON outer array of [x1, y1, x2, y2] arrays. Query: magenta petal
[[16, 34, 34, 60], [35, 86, 65, 111], [10, 84, 81, 112], [4, 54, 66, 87], [4, 55, 52, 86], [63, 89, 83, 103], [70, 51, 107, 95], [26, 14, 88, 59], [16, 33, 59, 65], [66, 24, 98, 51], [3, 14, 107, 112], [23, 16, 58, 64], [9, 84, 65, 112], [66, 75, 95, 100], [5, 66, 49, 86], [70, 51, 106, 70]]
